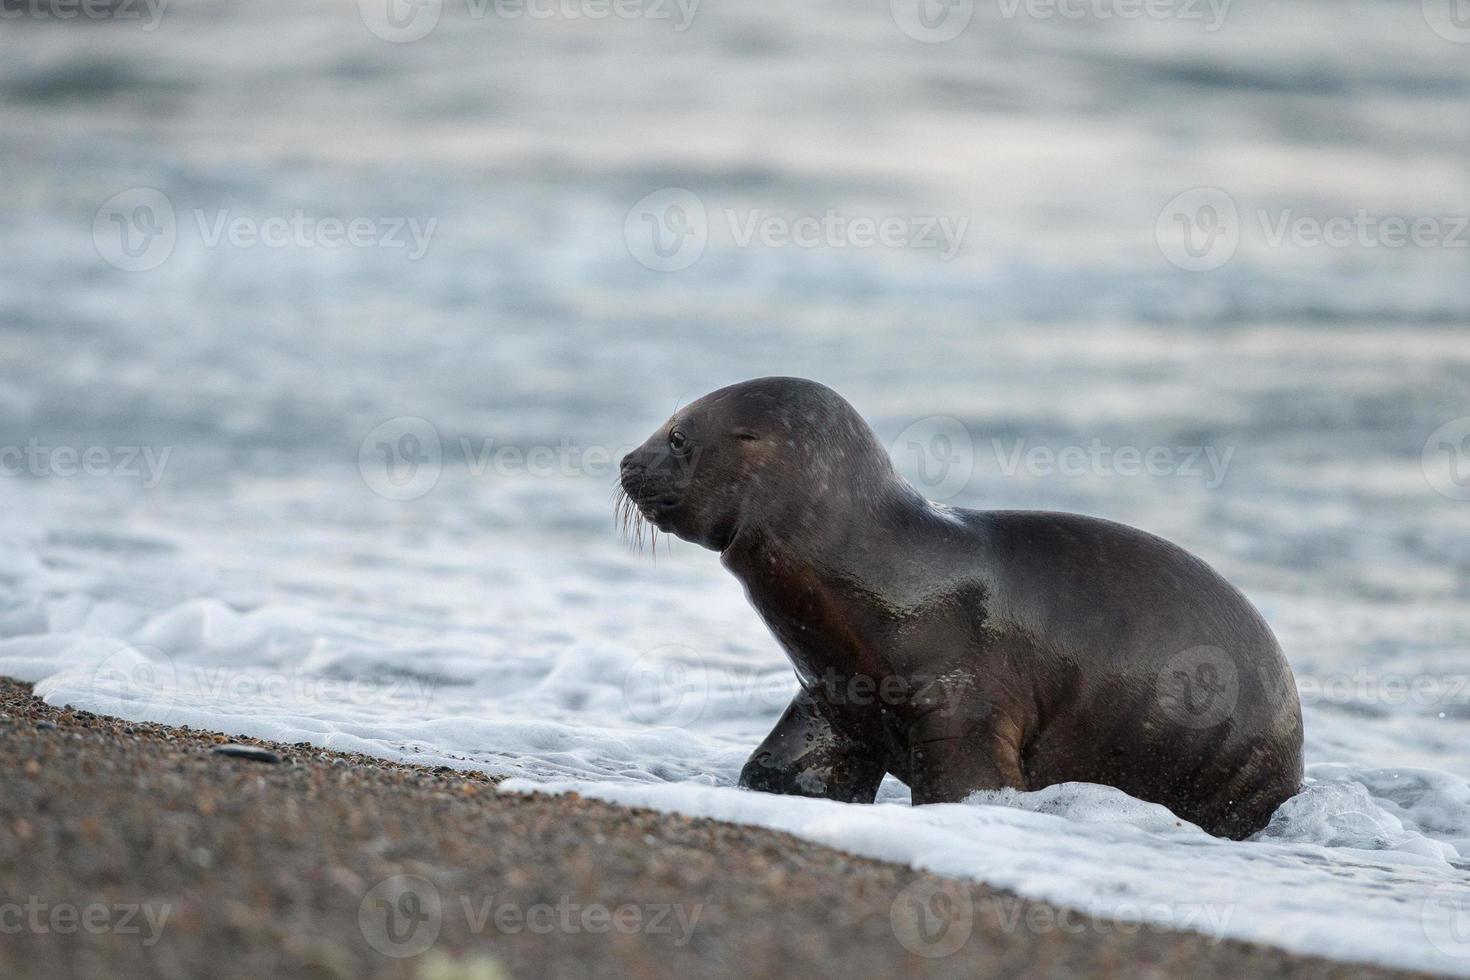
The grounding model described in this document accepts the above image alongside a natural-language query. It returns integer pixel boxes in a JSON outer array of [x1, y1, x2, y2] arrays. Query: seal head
[[618, 377, 913, 553]]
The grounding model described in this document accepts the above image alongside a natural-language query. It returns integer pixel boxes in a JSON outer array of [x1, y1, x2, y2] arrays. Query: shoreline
[[0, 677, 1426, 979]]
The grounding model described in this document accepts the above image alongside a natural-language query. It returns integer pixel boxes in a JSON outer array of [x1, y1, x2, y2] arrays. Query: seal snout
[[619, 451, 666, 495], [618, 452, 650, 503], [615, 448, 683, 552], [618, 452, 679, 520]]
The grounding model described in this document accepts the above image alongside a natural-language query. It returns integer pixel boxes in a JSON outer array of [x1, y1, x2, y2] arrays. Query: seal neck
[[719, 475, 930, 579]]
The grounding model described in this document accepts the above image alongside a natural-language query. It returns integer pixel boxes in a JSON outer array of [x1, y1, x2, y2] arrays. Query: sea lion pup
[[618, 377, 1303, 839]]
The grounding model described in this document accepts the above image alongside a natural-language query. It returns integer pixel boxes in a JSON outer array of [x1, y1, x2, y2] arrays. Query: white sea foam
[[2, 0, 1469, 972], [5, 470, 1470, 974]]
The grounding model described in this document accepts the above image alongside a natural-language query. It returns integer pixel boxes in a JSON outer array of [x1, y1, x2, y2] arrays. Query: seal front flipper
[[739, 691, 886, 803], [906, 690, 1027, 804]]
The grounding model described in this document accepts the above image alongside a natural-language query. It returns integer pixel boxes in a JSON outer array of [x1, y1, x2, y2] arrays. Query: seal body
[[619, 378, 1303, 839]]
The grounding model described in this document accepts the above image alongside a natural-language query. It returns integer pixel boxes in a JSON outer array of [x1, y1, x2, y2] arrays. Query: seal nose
[[619, 452, 645, 495]]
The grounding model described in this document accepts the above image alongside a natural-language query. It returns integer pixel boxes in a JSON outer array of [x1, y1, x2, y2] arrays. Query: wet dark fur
[[619, 377, 1304, 839]]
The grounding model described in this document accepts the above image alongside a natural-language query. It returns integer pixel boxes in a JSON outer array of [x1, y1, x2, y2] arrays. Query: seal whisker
[[613, 483, 659, 559]]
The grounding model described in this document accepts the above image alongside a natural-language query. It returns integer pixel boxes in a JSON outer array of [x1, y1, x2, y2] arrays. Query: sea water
[[2, 0, 1469, 972]]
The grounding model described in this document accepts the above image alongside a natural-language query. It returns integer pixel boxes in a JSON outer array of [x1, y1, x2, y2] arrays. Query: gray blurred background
[[1, 1, 1469, 768], [3, 0, 1467, 464]]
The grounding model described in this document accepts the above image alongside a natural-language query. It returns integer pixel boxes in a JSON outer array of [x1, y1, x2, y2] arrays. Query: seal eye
[[668, 429, 691, 456]]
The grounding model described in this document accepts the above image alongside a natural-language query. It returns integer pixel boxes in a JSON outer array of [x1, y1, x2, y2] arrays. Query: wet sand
[[0, 678, 1425, 980]]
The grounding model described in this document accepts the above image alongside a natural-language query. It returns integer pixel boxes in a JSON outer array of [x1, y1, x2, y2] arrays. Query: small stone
[[211, 744, 281, 764], [35, 720, 57, 730]]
